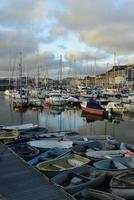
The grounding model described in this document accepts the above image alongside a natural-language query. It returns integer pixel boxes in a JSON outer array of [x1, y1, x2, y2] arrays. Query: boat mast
[[94, 57, 96, 87], [36, 51, 40, 89], [59, 54, 62, 93], [113, 52, 116, 90], [19, 52, 23, 98]]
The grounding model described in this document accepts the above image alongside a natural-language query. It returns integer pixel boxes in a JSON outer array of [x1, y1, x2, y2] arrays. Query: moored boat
[[0, 130, 19, 140], [64, 135, 117, 146], [36, 154, 90, 177], [51, 165, 106, 194], [80, 99, 107, 116], [72, 140, 119, 156], [124, 103, 134, 113], [28, 139, 73, 151], [86, 149, 129, 161], [120, 142, 134, 152], [106, 102, 124, 115], [110, 170, 134, 199], [28, 148, 70, 166], [1, 123, 38, 131], [9, 143, 40, 161], [93, 156, 134, 177], [73, 188, 125, 200], [45, 92, 66, 106]]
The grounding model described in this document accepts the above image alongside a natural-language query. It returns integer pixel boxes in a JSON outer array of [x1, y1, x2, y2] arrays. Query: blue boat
[[51, 165, 106, 194], [28, 147, 70, 166], [9, 143, 40, 161]]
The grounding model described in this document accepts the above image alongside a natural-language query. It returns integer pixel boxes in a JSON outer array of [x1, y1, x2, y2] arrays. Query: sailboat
[[44, 55, 66, 106], [13, 52, 29, 110]]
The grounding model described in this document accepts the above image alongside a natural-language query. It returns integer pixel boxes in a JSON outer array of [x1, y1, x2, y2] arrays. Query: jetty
[[0, 143, 71, 200]]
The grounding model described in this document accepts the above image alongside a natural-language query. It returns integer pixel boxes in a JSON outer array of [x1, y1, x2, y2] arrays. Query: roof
[[0, 144, 71, 200]]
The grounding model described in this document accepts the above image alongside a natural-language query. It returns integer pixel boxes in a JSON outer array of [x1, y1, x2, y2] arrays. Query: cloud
[[0, 0, 49, 29], [0, 30, 38, 57], [64, 50, 109, 61], [57, 0, 134, 54], [1, 0, 134, 78]]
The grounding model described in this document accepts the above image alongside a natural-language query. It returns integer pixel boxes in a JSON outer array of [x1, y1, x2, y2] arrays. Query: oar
[[69, 172, 90, 182], [54, 149, 71, 160], [52, 164, 66, 170], [113, 176, 134, 186]]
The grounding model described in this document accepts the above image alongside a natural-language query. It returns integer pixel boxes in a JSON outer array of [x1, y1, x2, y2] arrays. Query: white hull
[[4, 89, 12, 96], [2, 123, 38, 131], [28, 140, 73, 149], [124, 103, 134, 113]]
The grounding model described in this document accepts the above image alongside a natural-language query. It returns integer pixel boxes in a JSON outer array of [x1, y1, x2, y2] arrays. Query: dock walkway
[[0, 144, 71, 200]]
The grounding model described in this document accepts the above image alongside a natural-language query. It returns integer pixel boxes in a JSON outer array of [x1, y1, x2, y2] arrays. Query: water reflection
[[1, 92, 134, 143], [81, 111, 104, 123]]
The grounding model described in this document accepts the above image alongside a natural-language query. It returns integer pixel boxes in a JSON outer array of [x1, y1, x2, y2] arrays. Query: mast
[[19, 52, 23, 98], [94, 57, 96, 87], [59, 55, 62, 93], [36, 51, 40, 88], [106, 63, 109, 89], [44, 62, 48, 89], [113, 52, 116, 89]]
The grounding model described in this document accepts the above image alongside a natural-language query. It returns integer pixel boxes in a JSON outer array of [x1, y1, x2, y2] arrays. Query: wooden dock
[[0, 144, 72, 200]]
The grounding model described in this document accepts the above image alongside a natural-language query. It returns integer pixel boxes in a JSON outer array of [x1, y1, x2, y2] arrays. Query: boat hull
[[51, 165, 106, 194], [73, 188, 125, 200], [81, 104, 104, 116], [110, 171, 134, 199], [36, 154, 90, 177]]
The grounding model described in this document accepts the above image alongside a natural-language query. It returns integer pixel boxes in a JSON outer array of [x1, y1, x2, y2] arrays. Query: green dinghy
[[36, 154, 90, 177]]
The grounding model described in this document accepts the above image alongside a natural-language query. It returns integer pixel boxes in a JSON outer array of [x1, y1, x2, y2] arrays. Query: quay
[[0, 143, 71, 200]]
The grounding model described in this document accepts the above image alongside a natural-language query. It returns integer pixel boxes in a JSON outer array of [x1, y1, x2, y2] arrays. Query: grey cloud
[[64, 50, 109, 61], [0, 30, 38, 57], [0, 0, 48, 29], [40, 26, 68, 44], [57, 0, 134, 54]]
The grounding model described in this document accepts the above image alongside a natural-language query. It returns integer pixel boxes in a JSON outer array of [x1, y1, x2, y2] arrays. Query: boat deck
[[0, 143, 71, 200]]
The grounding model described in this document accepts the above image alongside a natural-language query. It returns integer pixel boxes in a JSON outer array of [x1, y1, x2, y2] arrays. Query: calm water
[[0, 92, 134, 144]]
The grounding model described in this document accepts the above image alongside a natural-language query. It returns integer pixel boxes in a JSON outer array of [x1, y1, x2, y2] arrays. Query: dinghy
[[0, 130, 19, 140], [93, 157, 134, 177], [36, 154, 90, 177], [20, 130, 79, 140], [110, 171, 134, 200], [20, 126, 48, 135], [1, 123, 38, 131], [51, 165, 106, 194], [28, 148, 70, 166], [9, 143, 40, 161], [28, 140, 73, 151], [86, 149, 129, 161], [73, 188, 125, 200], [63, 135, 116, 145], [120, 142, 134, 152], [72, 140, 119, 156]]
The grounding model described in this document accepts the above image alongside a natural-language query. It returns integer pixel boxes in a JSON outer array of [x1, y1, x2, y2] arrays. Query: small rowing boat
[[110, 170, 134, 200], [73, 188, 125, 200], [28, 140, 73, 151], [51, 165, 106, 194], [36, 154, 90, 177], [28, 148, 70, 166], [0, 130, 19, 140]]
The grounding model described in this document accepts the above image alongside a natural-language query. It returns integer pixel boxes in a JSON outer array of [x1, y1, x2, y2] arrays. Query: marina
[[0, 89, 134, 200], [1, 1, 134, 199], [0, 92, 134, 144]]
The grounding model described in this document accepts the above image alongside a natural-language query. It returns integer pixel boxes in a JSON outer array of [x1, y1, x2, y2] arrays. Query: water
[[0, 92, 134, 144]]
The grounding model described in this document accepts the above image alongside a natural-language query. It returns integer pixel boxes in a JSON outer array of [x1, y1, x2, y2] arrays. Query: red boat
[[13, 99, 29, 111], [80, 99, 106, 116]]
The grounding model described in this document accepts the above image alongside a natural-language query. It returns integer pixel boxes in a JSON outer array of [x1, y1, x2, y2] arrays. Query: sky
[[0, 0, 134, 79]]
